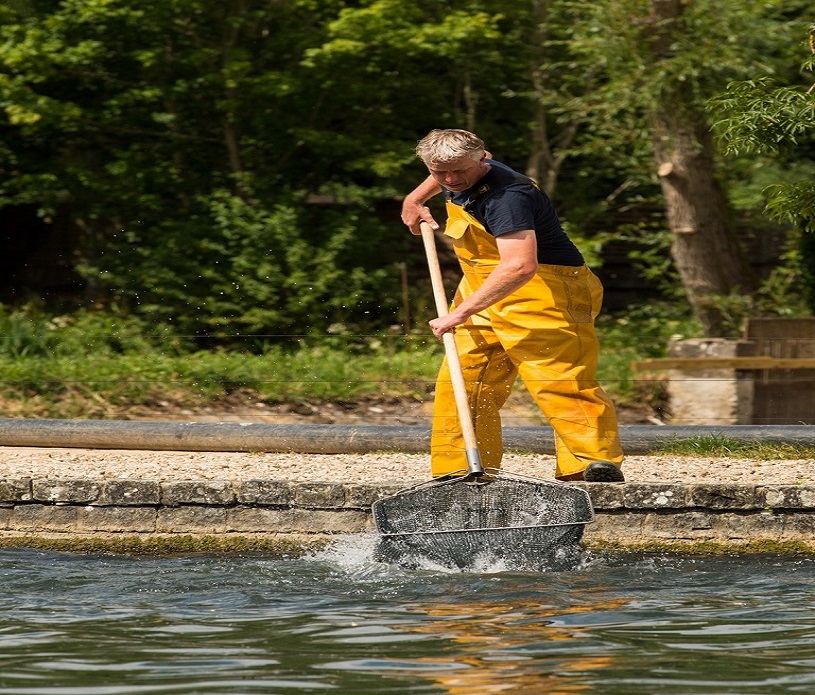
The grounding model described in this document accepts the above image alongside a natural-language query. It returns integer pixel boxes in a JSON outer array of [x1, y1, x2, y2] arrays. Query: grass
[[0, 334, 666, 420], [0, 301, 718, 421], [651, 435, 815, 459], [0, 343, 444, 419]]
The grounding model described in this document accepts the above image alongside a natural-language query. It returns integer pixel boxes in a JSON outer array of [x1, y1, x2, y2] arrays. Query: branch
[[808, 26, 815, 96]]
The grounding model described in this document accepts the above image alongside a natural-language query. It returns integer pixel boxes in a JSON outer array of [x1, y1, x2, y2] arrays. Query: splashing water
[[312, 531, 588, 575]]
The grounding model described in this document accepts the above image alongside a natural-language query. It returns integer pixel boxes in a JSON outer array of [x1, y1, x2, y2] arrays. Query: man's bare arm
[[401, 176, 442, 235]]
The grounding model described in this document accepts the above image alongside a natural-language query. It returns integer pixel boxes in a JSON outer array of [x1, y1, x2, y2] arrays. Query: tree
[[562, 0, 809, 336], [708, 24, 815, 310], [0, 0, 397, 336], [646, 0, 758, 336]]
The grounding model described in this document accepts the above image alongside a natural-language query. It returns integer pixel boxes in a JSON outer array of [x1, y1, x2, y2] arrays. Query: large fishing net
[[372, 470, 594, 572]]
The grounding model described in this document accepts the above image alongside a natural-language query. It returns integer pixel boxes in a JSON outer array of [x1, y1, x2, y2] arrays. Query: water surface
[[0, 538, 813, 694]]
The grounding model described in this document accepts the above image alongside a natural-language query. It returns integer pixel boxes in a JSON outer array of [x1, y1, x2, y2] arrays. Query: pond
[[0, 537, 813, 694]]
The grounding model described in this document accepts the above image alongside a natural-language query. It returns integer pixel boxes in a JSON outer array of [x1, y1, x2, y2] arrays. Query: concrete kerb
[[0, 419, 814, 554], [2, 419, 815, 454]]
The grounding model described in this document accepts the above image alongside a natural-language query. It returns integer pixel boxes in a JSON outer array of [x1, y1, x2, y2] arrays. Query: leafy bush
[[0, 306, 54, 358], [79, 192, 397, 340], [0, 306, 191, 359]]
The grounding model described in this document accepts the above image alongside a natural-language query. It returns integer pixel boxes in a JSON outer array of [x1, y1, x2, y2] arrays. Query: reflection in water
[[317, 536, 623, 693], [0, 540, 812, 694], [381, 593, 620, 694], [317, 537, 815, 694]]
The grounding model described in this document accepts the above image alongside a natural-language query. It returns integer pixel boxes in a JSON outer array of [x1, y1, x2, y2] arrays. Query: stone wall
[[1, 478, 813, 553], [666, 338, 754, 425]]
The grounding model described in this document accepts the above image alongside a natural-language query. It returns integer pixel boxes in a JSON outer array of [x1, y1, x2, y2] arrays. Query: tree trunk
[[652, 105, 756, 335], [647, 0, 757, 336], [222, 0, 249, 198], [524, 0, 577, 197], [461, 65, 477, 132]]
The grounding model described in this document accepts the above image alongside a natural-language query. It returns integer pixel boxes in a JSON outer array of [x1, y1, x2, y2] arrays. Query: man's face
[[426, 155, 487, 193]]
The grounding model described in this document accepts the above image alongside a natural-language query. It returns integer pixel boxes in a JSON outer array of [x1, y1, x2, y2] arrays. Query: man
[[401, 128, 624, 482]]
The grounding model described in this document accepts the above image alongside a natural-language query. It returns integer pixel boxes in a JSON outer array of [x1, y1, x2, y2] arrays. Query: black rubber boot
[[584, 461, 625, 483]]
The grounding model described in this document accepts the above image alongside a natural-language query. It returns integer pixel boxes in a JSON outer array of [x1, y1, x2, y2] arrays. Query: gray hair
[[415, 129, 485, 165]]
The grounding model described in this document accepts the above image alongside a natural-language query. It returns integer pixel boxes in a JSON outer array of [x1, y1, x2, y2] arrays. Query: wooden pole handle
[[419, 222, 484, 475]]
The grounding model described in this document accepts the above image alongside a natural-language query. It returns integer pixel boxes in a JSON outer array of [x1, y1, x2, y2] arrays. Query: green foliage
[[78, 191, 394, 337], [0, 0, 410, 336], [764, 181, 815, 233], [597, 302, 700, 407], [558, 0, 796, 167], [0, 305, 52, 357], [0, 0, 812, 339], [707, 25, 815, 234], [709, 78, 815, 155], [707, 23, 815, 317], [599, 302, 701, 351], [0, 305, 188, 358]]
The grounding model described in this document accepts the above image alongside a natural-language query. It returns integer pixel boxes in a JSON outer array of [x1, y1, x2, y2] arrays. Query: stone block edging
[[1, 478, 814, 552]]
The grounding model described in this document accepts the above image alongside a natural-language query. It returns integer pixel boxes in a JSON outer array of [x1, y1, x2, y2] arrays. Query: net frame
[[372, 469, 595, 572]]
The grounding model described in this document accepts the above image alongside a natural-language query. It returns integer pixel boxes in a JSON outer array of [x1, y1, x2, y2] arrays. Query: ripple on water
[[0, 547, 813, 694]]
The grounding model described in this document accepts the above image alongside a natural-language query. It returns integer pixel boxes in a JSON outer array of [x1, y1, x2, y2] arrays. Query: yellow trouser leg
[[498, 266, 623, 478], [430, 322, 517, 477], [522, 367, 623, 478]]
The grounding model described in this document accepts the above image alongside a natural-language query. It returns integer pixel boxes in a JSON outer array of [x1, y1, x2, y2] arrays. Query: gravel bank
[[0, 447, 812, 486]]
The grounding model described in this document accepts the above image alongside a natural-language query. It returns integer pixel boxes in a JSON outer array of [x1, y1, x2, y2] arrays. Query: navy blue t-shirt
[[445, 160, 584, 266]]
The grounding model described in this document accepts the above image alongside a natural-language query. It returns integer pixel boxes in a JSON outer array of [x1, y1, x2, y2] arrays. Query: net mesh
[[372, 471, 594, 572]]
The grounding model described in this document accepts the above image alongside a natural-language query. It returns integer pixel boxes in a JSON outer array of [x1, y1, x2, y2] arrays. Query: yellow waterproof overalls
[[430, 199, 624, 479]]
